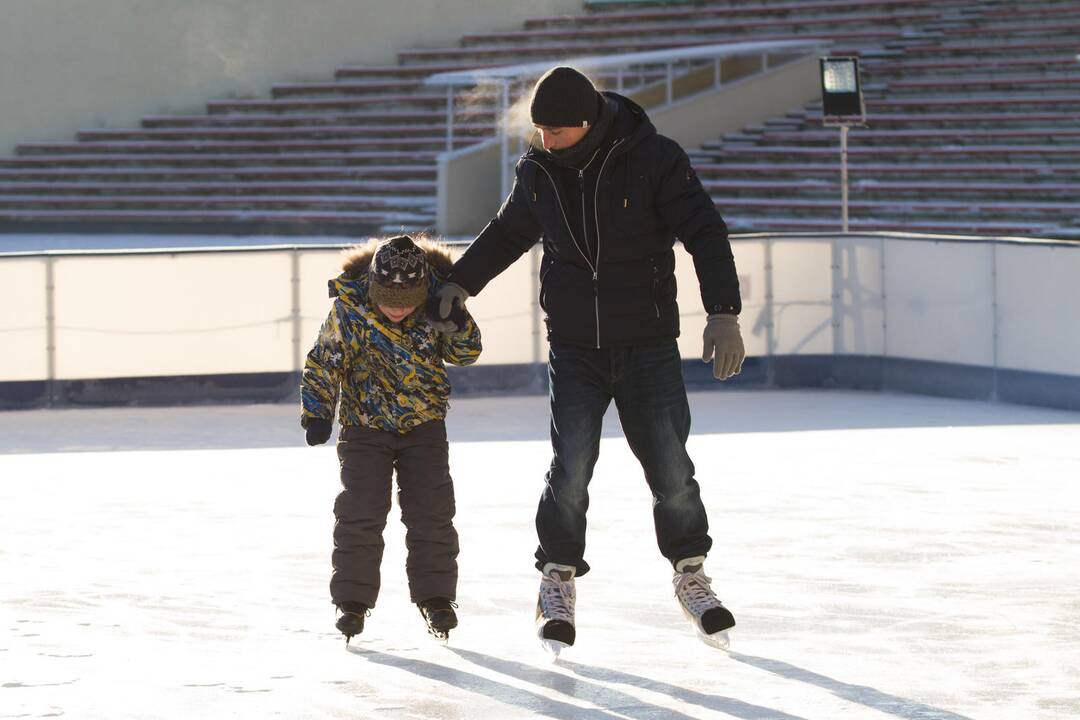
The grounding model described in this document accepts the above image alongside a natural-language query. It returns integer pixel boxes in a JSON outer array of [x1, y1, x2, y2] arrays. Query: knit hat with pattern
[[368, 235, 428, 308]]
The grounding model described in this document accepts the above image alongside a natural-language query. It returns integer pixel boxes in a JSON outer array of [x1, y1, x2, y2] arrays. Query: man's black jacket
[[450, 92, 741, 349]]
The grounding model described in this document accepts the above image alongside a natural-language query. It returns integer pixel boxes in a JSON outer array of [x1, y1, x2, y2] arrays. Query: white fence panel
[[0, 257, 48, 381], [996, 244, 1080, 376], [771, 238, 833, 355], [461, 246, 542, 366], [884, 240, 994, 366], [299, 247, 351, 369], [837, 236, 885, 356], [52, 252, 294, 379]]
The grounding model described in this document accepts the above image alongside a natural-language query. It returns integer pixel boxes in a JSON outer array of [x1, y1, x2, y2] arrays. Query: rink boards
[[1, 232, 1079, 408]]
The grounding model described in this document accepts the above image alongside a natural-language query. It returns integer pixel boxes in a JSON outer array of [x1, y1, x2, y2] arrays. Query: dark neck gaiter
[[546, 96, 616, 170]]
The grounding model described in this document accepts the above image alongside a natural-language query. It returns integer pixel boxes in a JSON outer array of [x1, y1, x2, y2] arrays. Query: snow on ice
[[2, 389, 1079, 719]]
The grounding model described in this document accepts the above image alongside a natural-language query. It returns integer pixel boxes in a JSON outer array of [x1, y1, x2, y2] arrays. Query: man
[[430, 66, 745, 653]]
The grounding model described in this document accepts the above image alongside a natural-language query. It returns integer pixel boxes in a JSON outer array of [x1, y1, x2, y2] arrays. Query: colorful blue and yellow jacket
[[300, 241, 481, 434]]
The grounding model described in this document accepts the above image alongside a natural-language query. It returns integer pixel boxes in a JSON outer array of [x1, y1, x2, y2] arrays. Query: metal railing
[[425, 39, 829, 196]]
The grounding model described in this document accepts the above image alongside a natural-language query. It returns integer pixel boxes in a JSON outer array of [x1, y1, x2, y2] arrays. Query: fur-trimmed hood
[[329, 238, 455, 302], [340, 237, 454, 279]]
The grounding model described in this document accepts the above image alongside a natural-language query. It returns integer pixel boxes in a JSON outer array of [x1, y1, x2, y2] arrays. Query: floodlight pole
[[840, 124, 849, 233], [820, 56, 865, 234]]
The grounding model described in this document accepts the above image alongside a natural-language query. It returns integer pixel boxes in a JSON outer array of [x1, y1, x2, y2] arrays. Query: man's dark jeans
[[535, 339, 712, 576]]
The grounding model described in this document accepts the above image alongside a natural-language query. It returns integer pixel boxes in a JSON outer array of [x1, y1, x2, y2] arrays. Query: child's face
[[378, 304, 419, 323]]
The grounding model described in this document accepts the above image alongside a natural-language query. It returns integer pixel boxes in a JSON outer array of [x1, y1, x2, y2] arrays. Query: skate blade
[[698, 629, 731, 650], [540, 638, 569, 660]]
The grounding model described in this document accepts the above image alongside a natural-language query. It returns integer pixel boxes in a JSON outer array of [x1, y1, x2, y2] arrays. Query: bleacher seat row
[[0, 0, 1077, 240]]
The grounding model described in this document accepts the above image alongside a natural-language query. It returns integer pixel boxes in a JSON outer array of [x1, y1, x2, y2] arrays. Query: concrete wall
[[649, 53, 820, 152], [0, 0, 583, 153], [438, 142, 504, 237]]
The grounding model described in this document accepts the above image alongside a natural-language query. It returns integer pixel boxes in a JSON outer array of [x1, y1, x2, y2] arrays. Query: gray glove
[[428, 282, 470, 333], [702, 313, 745, 380]]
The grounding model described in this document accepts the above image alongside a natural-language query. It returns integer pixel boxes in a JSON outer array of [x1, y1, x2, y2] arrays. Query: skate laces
[[539, 572, 576, 622], [420, 598, 458, 612], [338, 602, 369, 617], [673, 568, 723, 618]]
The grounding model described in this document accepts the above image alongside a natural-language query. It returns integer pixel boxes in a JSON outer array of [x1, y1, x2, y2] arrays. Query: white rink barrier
[[1, 232, 1079, 407]]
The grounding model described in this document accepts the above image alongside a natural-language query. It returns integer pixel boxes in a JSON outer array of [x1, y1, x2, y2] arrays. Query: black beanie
[[530, 66, 600, 128], [368, 235, 428, 308]]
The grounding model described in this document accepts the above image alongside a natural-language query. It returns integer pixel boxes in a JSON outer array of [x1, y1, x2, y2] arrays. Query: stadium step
[[2, 0, 1078, 240]]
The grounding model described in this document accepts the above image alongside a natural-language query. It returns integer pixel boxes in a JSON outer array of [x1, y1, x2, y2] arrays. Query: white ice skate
[[536, 563, 576, 659], [673, 556, 735, 650]]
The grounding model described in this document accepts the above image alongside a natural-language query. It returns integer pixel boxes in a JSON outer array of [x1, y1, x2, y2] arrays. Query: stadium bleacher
[[0, 0, 1077, 240]]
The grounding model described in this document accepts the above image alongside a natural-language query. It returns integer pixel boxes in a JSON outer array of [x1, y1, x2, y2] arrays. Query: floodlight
[[820, 57, 865, 126]]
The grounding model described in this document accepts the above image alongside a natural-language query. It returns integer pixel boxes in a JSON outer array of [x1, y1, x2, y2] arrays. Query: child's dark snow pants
[[330, 419, 459, 608]]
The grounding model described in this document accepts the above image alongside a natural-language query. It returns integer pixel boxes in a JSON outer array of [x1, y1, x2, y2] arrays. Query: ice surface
[[2, 389, 1079, 719]]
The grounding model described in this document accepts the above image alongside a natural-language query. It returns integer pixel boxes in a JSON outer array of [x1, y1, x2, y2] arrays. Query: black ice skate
[[536, 563, 576, 659], [418, 597, 458, 643], [673, 556, 735, 649], [335, 601, 369, 646]]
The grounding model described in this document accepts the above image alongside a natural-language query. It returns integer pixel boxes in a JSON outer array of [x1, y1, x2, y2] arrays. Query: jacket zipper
[[524, 137, 623, 349], [523, 158, 595, 277], [591, 139, 625, 347], [578, 167, 600, 348]]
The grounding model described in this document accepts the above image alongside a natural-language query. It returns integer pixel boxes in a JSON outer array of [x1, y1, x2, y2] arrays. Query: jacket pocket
[[539, 264, 553, 312]]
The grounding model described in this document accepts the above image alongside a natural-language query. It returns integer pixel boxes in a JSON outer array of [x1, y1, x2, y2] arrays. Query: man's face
[[535, 124, 590, 152]]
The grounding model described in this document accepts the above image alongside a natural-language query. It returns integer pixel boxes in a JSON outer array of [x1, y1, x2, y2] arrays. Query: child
[[300, 234, 480, 643]]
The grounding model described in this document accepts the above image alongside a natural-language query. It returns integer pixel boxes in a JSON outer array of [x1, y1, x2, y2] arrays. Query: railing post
[[291, 249, 302, 375], [880, 236, 888, 360], [764, 237, 775, 386], [990, 241, 999, 401], [831, 235, 842, 354], [616, 68, 624, 93], [44, 255, 57, 407], [665, 61, 674, 104], [499, 79, 511, 199], [445, 84, 454, 151], [714, 56, 722, 88]]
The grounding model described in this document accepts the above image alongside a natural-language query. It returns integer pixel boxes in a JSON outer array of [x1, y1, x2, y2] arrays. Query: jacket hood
[[603, 91, 655, 156], [329, 238, 455, 303]]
